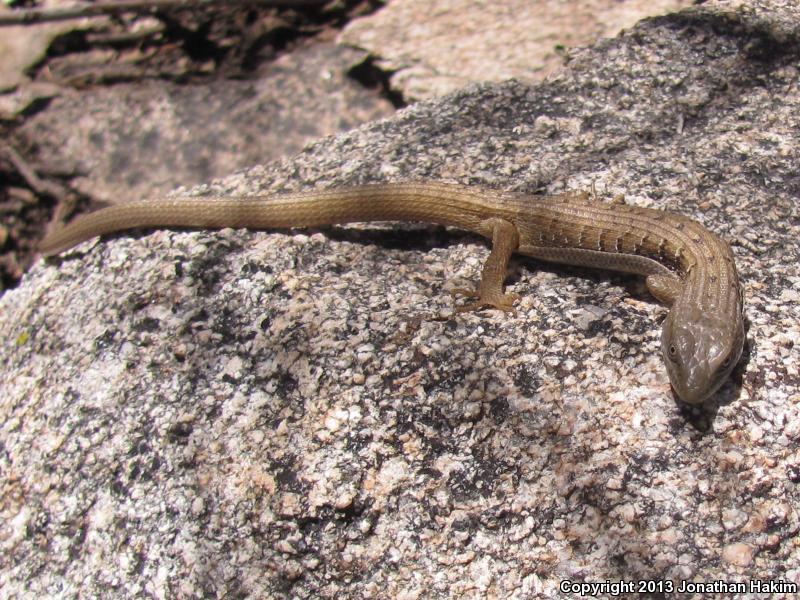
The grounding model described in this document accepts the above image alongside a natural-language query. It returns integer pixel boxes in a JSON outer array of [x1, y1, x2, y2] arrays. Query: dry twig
[[0, 142, 69, 200], [0, 0, 329, 26]]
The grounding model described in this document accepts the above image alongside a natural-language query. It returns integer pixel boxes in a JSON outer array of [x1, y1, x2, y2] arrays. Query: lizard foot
[[451, 288, 521, 314]]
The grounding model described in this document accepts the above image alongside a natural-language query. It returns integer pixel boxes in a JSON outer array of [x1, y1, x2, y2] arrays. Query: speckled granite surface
[[2, 0, 800, 597]]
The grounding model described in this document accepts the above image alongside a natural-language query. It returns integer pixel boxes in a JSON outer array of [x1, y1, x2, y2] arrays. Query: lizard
[[39, 182, 745, 405]]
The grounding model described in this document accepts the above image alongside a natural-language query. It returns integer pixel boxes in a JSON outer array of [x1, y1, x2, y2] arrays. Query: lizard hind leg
[[451, 218, 521, 313]]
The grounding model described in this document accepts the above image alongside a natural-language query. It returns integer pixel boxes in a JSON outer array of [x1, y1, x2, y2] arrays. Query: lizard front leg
[[646, 273, 683, 307], [452, 218, 521, 313]]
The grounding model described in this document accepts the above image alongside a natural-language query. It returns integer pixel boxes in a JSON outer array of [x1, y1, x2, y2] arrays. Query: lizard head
[[660, 302, 744, 404]]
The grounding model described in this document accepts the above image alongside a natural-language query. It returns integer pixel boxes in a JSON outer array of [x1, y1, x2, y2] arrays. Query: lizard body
[[40, 182, 745, 404]]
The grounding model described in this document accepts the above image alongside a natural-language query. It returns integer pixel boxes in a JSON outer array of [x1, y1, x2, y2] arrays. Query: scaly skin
[[40, 182, 745, 404]]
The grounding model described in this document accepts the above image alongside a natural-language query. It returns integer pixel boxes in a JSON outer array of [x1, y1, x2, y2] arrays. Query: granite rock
[[340, 0, 694, 100], [2, 0, 800, 597]]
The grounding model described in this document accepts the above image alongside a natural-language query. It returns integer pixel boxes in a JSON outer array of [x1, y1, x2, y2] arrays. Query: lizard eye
[[721, 354, 732, 369], [668, 344, 678, 361]]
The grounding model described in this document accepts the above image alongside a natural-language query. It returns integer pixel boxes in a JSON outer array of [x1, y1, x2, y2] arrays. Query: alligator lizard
[[40, 182, 745, 404]]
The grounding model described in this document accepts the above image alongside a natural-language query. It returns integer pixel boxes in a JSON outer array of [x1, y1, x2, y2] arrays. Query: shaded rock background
[[17, 43, 393, 204], [0, 0, 391, 287], [3, 0, 800, 598]]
